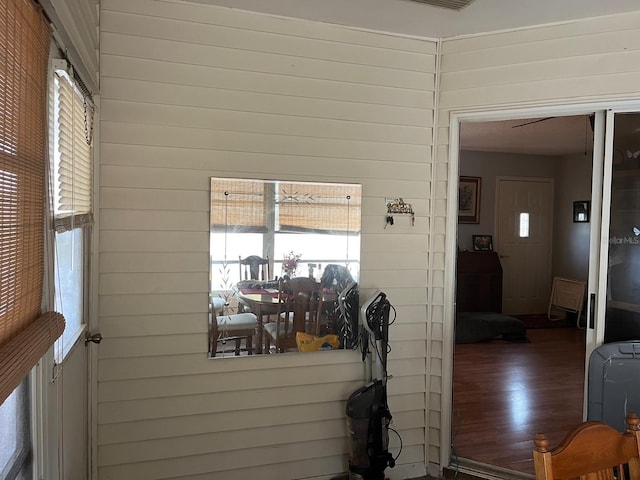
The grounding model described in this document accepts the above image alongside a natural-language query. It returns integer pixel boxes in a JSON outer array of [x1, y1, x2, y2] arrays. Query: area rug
[[514, 313, 575, 329], [455, 312, 529, 343]]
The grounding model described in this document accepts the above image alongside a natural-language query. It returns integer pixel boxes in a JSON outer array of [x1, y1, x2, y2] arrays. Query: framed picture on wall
[[459, 176, 481, 224], [472, 235, 493, 251]]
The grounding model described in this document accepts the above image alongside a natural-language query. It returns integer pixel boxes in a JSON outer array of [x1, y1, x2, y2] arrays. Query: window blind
[[0, 0, 64, 404], [210, 178, 267, 232], [278, 182, 361, 233], [53, 70, 93, 232]]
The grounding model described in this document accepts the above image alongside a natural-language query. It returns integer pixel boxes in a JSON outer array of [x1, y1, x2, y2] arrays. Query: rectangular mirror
[[209, 177, 362, 358]]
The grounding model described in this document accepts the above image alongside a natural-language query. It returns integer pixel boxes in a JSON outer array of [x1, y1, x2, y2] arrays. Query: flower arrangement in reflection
[[282, 251, 302, 277]]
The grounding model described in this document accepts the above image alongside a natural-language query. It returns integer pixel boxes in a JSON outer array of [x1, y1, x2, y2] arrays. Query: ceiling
[[460, 116, 594, 156], [188, 0, 640, 156], [190, 0, 640, 39]]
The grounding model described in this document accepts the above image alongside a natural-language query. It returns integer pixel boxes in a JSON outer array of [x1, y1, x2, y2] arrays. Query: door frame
[[441, 102, 619, 475]]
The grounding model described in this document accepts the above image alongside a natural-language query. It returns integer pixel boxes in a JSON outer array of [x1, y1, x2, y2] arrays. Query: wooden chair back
[[239, 255, 269, 281], [265, 277, 323, 353], [533, 413, 640, 480], [337, 281, 359, 348]]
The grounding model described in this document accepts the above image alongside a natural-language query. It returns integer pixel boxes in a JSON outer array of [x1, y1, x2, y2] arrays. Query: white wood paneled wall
[[440, 12, 640, 111], [437, 10, 640, 473], [98, 0, 436, 478]]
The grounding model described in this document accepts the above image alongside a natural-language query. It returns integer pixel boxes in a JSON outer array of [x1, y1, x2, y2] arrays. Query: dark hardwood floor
[[452, 327, 586, 476]]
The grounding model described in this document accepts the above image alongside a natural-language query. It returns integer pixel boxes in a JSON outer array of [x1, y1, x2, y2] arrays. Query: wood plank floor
[[452, 327, 586, 476]]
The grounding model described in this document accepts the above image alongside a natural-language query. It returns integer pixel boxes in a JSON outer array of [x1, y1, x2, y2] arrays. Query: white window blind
[[53, 71, 93, 232]]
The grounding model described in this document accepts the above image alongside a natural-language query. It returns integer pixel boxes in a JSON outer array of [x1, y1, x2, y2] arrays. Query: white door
[[496, 177, 554, 315], [45, 341, 89, 480], [44, 222, 97, 479]]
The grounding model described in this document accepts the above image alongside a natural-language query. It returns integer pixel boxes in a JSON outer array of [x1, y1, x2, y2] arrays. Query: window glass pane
[[210, 232, 263, 291], [210, 231, 362, 287], [274, 232, 360, 280], [606, 112, 640, 343], [54, 228, 84, 358], [519, 212, 530, 238], [0, 379, 31, 480]]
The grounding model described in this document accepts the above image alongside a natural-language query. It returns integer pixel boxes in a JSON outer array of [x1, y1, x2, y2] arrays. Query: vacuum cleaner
[[345, 290, 396, 480]]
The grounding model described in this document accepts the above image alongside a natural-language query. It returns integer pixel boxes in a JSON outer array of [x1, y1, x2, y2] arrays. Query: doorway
[[450, 113, 595, 476]]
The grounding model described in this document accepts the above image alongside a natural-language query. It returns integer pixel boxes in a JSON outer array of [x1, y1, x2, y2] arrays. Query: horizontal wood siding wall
[[437, 10, 640, 472], [440, 11, 640, 112], [98, 0, 436, 478]]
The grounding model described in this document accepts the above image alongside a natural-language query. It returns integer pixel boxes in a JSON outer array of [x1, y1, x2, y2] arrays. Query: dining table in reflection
[[234, 284, 281, 354], [234, 281, 339, 354]]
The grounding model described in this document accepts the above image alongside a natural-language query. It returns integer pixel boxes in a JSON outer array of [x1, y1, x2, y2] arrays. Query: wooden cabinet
[[456, 251, 503, 313]]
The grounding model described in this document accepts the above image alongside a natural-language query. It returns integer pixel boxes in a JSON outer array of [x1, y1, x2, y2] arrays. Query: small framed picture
[[573, 200, 590, 223], [472, 235, 493, 251], [458, 176, 481, 224]]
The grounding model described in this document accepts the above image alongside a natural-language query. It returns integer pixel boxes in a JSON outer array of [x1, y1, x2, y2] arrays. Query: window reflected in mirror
[[209, 177, 362, 358]]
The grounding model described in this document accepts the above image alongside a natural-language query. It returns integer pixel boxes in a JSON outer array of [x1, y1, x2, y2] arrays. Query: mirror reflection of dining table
[[233, 281, 340, 354]]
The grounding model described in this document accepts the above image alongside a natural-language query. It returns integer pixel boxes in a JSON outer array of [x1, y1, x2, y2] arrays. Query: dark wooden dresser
[[456, 251, 503, 313]]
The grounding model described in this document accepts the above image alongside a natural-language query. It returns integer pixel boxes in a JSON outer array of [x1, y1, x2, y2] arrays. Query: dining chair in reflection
[[263, 277, 324, 353], [209, 294, 257, 357], [210, 311, 258, 357], [533, 412, 640, 480], [239, 255, 270, 281], [211, 296, 226, 316], [336, 281, 359, 349]]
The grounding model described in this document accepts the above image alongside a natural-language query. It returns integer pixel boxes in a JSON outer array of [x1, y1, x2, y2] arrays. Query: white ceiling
[[460, 116, 594, 156], [190, 0, 640, 39], [188, 0, 640, 156]]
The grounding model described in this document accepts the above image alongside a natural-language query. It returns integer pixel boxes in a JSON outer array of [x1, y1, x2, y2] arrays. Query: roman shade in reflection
[[210, 178, 267, 232], [210, 178, 361, 234], [0, 0, 64, 404], [278, 182, 361, 233]]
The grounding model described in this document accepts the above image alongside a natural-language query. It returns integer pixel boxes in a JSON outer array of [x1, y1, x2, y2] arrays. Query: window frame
[[49, 62, 94, 361], [0, 377, 32, 480]]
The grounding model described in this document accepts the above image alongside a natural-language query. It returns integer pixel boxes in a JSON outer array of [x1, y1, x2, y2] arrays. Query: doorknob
[[85, 332, 103, 345], [499, 254, 509, 258]]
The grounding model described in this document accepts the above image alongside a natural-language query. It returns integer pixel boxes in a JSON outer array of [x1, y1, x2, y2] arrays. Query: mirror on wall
[[209, 177, 362, 358]]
